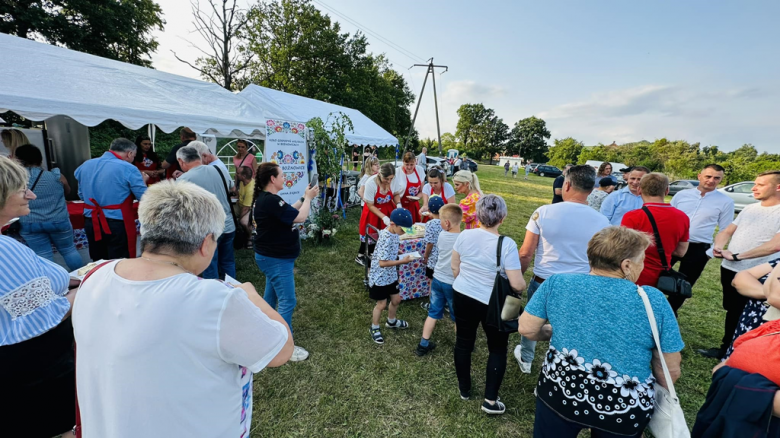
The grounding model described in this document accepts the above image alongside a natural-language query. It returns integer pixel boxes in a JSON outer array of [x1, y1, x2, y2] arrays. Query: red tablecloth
[[67, 201, 139, 230]]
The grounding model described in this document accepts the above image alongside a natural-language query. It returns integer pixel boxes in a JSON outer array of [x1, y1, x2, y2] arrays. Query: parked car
[[612, 172, 626, 189], [425, 156, 453, 176], [462, 158, 478, 172], [668, 180, 700, 196], [718, 181, 758, 212], [532, 164, 562, 178]]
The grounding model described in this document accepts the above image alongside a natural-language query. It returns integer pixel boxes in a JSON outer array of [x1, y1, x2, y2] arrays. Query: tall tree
[[174, 0, 252, 90], [509, 116, 550, 163], [546, 137, 583, 168], [242, 0, 414, 139], [0, 0, 165, 67]]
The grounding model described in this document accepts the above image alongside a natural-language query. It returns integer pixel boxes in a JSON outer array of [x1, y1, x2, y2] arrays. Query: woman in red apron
[[356, 163, 398, 266], [398, 152, 426, 223], [420, 167, 457, 222], [133, 135, 164, 185]]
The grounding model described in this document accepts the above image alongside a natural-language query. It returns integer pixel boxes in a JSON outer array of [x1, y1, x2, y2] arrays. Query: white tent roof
[[239, 84, 398, 146], [0, 33, 286, 137]]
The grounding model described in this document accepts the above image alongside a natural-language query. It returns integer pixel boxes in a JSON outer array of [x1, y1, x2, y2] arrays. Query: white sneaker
[[290, 345, 309, 362], [514, 345, 532, 374]]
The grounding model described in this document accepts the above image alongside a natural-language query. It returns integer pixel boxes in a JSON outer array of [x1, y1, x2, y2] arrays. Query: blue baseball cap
[[390, 208, 414, 228], [428, 196, 445, 214]]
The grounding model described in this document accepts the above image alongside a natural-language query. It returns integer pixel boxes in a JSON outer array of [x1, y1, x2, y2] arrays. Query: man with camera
[[621, 172, 690, 288], [699, 170, 780, 359]]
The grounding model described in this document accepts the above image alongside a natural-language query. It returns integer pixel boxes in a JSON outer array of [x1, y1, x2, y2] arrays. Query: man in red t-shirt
[[621, 173, 690, 287]]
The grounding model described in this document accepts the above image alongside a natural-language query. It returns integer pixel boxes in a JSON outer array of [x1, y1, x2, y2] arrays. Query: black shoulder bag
[[486, 236, 524, 333], [641, 206, 692, 299], [214, 166, 248, 250]]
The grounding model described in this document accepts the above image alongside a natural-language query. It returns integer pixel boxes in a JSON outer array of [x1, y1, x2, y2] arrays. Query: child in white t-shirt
[[415, 203, 463, 356], [369, 208, 415, 344]]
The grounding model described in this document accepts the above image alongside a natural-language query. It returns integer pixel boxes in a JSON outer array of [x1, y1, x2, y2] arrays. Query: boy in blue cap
[[369, 207, 416, 344]]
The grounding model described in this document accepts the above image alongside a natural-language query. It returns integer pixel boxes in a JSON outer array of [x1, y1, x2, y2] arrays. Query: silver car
[[718, 181, 758, 212]]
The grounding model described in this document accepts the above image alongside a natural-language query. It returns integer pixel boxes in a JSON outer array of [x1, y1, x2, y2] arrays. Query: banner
[[264, 119, 309, 205]]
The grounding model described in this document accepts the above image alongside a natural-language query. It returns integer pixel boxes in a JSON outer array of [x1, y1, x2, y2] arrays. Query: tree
[[174, 0, 252, 90], [484, 116, 510, 164], [508, 116, 550, 163], [1, 0, 165, 67], [242, 0, 414, 140], [546, 137, 583, 168], [455, 103, 505, 160]]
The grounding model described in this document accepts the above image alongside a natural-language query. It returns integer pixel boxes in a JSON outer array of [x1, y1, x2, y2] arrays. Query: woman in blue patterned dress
[[724, 257, 780, 360], [519, 226, 684, 438], [0, 156, 78, 437]]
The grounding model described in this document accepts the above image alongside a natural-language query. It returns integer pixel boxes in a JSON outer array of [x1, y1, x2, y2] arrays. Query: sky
[[150, 0, 780, 152]]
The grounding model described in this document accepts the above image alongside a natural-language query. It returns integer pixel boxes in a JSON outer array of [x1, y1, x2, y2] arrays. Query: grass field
[[237, 165, 725, 437]]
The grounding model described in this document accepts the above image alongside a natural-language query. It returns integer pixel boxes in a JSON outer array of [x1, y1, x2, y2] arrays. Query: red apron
[[84, 151, 138, 258], [84, 196, 138, 258], [135, 152, 160, 185], [400, 168, 422, 223], [422, 188, 449, 223], [359, 184, 395, 237]]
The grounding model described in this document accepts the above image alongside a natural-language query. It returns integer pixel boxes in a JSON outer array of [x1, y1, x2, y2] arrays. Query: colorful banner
[[264, 119, 309, 205]]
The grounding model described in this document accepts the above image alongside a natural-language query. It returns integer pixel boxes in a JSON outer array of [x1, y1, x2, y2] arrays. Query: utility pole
[[404, 58, 448, 155]]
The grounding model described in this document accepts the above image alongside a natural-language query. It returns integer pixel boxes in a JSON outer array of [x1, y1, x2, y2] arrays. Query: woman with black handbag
[[450, 194, 525, 415]]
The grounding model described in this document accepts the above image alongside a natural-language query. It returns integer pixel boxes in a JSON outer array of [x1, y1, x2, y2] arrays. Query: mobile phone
[[310, 172, 319, 186]]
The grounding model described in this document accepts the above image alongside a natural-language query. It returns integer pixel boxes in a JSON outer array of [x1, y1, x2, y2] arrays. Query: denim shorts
[[429, 278, 455, 321]]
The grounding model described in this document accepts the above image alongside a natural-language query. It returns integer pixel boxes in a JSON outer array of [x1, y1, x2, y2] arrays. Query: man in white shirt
[[417, 147, 428, 169], [698, 170, 780, 359], [184, 140, 234, 190], [514, 165, 610, 373], [669, 164, 734, 313]]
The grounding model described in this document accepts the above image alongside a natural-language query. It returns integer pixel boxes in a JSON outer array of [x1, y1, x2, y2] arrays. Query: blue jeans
[[200, 232, 236, 280], [519, 278, 542, 363], [428, 278, 455, 321], [254, 253, 297, 334], [20, 220, 83, 271]]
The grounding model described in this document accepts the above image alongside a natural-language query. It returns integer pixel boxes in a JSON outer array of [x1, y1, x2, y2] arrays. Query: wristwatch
[[299, 196, 306, 203], [732, 253, 740, 261]]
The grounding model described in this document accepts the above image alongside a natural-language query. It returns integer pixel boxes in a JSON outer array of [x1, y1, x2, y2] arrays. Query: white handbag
[[637, 286, 690, 438]]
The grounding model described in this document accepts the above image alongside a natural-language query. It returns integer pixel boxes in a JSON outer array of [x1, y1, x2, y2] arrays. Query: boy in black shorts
[[369, 208, 415, 344]]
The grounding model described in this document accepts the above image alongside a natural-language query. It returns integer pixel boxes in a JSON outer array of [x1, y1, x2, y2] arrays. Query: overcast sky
[[151, 0, 780, 152]]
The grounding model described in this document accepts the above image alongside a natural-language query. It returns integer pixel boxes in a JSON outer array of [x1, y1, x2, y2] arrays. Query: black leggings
[[453, 292, 509, 401], [358, 240, 376, 258]]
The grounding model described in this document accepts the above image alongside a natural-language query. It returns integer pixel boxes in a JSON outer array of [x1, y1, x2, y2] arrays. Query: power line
[[312, 0, 426, 64]]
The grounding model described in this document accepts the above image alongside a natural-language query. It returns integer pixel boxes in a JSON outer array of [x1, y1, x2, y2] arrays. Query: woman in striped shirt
[[15, 144, 84, 271], [0, 156, 78, 438]]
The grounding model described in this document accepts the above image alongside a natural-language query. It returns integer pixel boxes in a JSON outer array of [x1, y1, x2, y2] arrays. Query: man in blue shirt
[[599, 166, 649, 225], [75, 138, 148, 260]]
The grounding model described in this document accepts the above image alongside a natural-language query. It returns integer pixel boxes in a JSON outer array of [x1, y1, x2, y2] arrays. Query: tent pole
[[148, 124, 156, 151]]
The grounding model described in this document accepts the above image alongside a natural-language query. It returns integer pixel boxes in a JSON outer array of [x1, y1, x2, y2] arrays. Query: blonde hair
[[439, 203, 463, 225], [453, 170, 482, 194], [1, 129, 30, 157], [138, 180, 226, 255], [359, 157, 379, 179], [0, 156, 29, 209], [377, 162, 395, 184], [640, 173, 669, 197], [587, 226, 652, 272]]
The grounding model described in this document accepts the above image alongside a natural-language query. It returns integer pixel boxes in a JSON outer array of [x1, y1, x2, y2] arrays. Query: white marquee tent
[[239, 85, 398, 147], [0, 32, 285, 137]]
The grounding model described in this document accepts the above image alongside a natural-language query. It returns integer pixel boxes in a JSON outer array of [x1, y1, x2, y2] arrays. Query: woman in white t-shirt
[[393, 151, 427, 223], [451, 194, 525, 415], [73, 181, 293, 438], [357, 156, 380, 207], [420, 167, 456, 222]]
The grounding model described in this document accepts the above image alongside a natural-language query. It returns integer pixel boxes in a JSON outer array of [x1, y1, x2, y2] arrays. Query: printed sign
[[264, 120, 308, 205]]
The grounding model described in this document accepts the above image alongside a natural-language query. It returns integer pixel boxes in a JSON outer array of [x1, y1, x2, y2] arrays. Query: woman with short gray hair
[[518, 226, 684, 437], [73, 180, 293, 437], [450, 194, 525, 415]]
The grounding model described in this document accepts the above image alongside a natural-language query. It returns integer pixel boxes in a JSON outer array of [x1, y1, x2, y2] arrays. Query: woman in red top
[[396, 151, 426, 223], [133, 135, 164, 185], [356, 163, 399, 266], [419, 167, 456, 222]]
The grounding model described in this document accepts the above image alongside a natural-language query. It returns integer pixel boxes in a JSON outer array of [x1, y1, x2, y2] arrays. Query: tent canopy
[[0, 33, 286, 137], [239, 85, 398, 147]]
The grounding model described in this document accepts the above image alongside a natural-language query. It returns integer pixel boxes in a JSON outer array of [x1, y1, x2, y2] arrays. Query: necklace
[[141, 256, 188, 272]]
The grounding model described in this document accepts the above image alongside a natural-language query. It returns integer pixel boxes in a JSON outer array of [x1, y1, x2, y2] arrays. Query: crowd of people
[[3, 130, 780, 436]]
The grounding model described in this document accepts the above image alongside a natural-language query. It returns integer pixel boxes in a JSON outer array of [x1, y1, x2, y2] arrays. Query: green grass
[[238, 165, 724, 437]]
